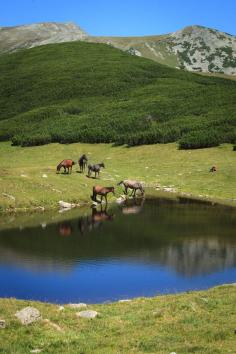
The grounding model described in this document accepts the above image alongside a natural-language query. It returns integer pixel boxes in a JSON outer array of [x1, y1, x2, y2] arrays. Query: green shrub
[[179, 130, 221, 149], [0, 41, 236, 149], [12, 133, 52, 147]]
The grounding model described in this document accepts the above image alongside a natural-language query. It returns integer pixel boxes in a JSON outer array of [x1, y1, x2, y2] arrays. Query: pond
[[0, 196, 236, 304]]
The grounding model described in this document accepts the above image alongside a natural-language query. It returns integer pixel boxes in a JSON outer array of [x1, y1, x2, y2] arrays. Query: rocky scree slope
[[1, 23, 236, 75]]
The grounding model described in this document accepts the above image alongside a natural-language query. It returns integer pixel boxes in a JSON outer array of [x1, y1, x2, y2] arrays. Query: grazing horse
[[57, 159, 75, 174], [117, 180, 144, 197], [87, 163, 105, 178], [78, 154, 88, 173], [91, 185, 115, 204]]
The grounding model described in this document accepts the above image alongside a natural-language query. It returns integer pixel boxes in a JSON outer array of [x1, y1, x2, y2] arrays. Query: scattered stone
[[41, 223, 47, 229], [153, 309, 164, 317], [118, 299, 131, 303], [15, 307, 41, 325], [170, 352, 177, 354], [43, 319, 64, 332], [163, 187, 176, 193], [58, 306, 65, 311], [59, 200, 76, 209], [21, 174, 27, 178], [76, 310, 98, 319], [34, 206, 45, 211], [0, 320, 6, 328], [2, 193, 15, 200], [52, 188, 62, 193], [68, 303, 87, 309], [116, 196, 125, 204], [42, 174, 48, 178], [30, 349, 42, 353]]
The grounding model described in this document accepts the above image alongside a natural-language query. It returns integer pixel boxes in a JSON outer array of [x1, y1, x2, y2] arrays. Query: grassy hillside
[[0, 41, 236, 148], [0, 285, 236, 353]]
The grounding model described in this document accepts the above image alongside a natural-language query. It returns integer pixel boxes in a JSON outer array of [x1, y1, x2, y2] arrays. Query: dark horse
[[57, 159, 75, 174], [87, 163, 105, 178], [78, 154, 88, 173], [117, 179, 144, 197], [91, 185, 115, 204]]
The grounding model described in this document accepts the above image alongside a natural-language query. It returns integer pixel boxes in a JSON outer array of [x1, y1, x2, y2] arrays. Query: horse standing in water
[[118, 180, 144, 197], [87, 163, 105, 178], [91, 185, 115, 204], [78, 154, 88, 173], [56, 159, 75, 174]]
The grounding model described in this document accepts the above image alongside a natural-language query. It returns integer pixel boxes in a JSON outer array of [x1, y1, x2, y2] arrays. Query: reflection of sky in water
[[0, 198, 236, 303], [0, 261, 236, 304]]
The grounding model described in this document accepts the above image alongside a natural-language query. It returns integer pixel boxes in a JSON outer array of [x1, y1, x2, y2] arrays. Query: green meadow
[[0, 285, 235, 353], [0, 141, 235, 212]]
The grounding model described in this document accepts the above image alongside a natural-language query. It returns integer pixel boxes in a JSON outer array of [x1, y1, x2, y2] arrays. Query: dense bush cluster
[[0, 41, 236, 149], [179, 130, 220, 149]]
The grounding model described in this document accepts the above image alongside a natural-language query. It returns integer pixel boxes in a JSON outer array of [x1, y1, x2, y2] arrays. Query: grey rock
[[0, 319, 6, 328], [76, 310, 98, 319], [15, 307, 41, 325]]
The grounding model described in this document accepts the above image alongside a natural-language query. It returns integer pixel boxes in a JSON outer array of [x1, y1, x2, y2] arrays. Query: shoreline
[[1, 186, 236, 216], [0, 283, 235, 306]]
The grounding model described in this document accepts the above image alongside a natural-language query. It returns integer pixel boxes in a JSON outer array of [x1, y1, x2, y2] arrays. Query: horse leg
[[100, 195, 103, 204], [124, 186, 128, 195]]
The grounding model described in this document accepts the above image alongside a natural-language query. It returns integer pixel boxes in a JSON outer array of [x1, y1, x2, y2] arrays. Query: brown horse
[[117, 180, 144, 197], [91, 185, 115, 204], [57, 159, 75, 174]]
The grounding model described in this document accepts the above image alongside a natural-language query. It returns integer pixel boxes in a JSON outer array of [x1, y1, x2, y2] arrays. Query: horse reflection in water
[[121, 197, 145, 215], [59, 222, 73, 236], [78, 204, 114, 236]]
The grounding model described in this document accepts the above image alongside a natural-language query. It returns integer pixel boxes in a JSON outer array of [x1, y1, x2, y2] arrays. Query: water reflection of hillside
[[0, 198, 236, 276]]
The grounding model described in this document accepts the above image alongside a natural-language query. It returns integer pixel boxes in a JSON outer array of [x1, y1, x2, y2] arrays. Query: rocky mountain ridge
[[0, 22, 87, 54], [1, 22, 236, 75]]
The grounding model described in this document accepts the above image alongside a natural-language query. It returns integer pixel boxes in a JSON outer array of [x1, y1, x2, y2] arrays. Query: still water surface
[[0, 197, 236, 303]]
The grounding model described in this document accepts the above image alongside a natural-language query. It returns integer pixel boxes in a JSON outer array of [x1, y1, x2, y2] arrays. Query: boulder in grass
[[15, 307, 41, 325], [0, 319, 6, 328], [76, 310, 98, 319], [58, 200, 76, 209]]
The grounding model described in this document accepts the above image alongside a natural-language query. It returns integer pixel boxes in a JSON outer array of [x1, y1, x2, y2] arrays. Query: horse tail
[[117, 180, 123, 186]]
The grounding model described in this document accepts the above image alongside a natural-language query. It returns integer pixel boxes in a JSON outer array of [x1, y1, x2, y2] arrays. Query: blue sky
[[1, 0, 236, 36]]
